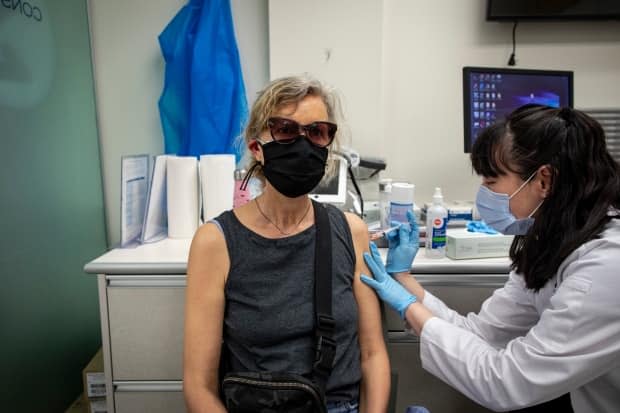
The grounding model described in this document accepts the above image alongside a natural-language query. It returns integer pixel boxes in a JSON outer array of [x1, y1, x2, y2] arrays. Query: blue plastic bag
[[158, 0, 248, 160]]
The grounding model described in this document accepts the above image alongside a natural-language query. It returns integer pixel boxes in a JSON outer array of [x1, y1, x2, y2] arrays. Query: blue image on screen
[[515, 92, 560, 107], [467, 71, 571, 149]]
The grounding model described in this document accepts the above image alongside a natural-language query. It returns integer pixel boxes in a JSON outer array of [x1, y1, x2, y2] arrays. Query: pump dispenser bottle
[[233, 169, 251, 208], [425, 187, 448, 258], [379, 178, 393, 230]]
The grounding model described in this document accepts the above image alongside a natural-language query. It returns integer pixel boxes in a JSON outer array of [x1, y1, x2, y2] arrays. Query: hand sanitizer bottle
[[425, 187, 448, 258]]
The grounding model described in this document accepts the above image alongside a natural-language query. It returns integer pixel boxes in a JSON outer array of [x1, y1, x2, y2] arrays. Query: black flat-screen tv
[[463, 67, 573, 152], [487, 0, 620, 21]]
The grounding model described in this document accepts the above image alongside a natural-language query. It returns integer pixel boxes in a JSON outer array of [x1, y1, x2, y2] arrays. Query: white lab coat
[[418, 217, 620, 412]]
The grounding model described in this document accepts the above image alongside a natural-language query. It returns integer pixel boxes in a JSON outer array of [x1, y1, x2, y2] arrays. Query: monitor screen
[[309, 156, 347, 204], [463, 67, 573, 152]]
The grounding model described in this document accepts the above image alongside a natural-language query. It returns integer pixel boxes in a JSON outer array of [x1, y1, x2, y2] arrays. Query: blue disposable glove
[[466, 220, 498, 234], [361, 242, 417, 319], [385, 210, 419, 274]]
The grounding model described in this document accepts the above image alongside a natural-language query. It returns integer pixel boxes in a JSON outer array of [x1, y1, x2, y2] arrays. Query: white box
[[446, 228, 514, 259], [422, 202, 473, 225]]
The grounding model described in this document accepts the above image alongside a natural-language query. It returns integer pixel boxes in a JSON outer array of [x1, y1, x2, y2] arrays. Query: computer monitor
[[463, 67, 573, 152], [309, 155, 348, 205]]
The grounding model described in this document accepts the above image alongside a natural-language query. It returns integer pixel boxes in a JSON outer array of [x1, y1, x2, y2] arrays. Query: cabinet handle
[[416, 274, 506, 286], [107, 275, 186, 287], [114, 381, 183, 392], [387, 331, 419, 343], [420, 281, 504, 288]]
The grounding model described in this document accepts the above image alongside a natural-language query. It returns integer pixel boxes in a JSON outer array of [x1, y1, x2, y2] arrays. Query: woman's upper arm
[[344, 213, 386, 356], [184, 222, 230, 391]]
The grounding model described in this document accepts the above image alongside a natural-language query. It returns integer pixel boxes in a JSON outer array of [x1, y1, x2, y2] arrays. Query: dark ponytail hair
[[471, 105, 620, 291]]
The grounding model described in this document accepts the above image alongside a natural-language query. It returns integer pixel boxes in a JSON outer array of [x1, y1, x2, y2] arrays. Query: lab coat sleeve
[[421, 271, 539, 348], [418, 242, 620, 411]]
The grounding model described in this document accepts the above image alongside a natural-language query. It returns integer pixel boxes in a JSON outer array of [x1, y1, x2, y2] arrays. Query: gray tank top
[[214, 204, 361, 402]]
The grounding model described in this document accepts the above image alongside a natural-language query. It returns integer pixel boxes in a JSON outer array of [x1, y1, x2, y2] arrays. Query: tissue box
[[446, 228, 513, 259]]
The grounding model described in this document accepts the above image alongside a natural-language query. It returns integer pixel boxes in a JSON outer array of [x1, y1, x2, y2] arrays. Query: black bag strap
[[311, 200, 336, 394]]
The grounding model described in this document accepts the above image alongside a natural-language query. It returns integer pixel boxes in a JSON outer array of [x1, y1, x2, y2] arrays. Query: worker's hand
[[361, 242, 417, 319], [386, 210, 419, 274]]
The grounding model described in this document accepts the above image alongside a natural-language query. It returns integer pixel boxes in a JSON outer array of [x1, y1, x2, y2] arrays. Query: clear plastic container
[[389, 182, 415, 225]]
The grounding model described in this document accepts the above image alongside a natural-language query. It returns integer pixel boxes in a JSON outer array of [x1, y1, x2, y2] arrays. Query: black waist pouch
[[222, 371, 327, 413]]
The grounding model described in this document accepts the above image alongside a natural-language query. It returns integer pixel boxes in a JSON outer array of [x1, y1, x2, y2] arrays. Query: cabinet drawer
[[388, 341, 492, 413], [384, 275, 505, 331], [108, 286, 185, 380], [115, 390, 185, 413]]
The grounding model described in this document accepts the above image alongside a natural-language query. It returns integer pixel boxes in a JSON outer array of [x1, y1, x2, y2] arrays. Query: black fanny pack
[[222, 371, 326, 413], [221, 200, 335, 413]]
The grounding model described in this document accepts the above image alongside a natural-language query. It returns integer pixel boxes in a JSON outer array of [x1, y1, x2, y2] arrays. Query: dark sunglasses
[[266, 117, 337, 148]]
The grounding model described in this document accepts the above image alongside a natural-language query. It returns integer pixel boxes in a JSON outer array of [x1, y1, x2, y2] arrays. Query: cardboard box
[[446, 228, 513, 259], [65, 394, 88, 413], [82, 348, 107, 413], [88, 399, 107, 413], [67, 395, 106, 413]]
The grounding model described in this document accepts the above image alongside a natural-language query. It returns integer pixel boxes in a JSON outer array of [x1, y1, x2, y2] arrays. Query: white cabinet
[[114, 383, 185, 413], [96, 275, 187, 412], [107, 281, 185, 380], [386, 274, 507, 413], [85, 239, 510, 413]]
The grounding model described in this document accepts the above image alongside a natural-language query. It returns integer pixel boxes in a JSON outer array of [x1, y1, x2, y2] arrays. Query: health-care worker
[[361, 105, 620, 412]]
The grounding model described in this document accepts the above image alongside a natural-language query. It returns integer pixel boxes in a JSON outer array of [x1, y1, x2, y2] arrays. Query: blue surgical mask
[[475, 171, 542, 235]]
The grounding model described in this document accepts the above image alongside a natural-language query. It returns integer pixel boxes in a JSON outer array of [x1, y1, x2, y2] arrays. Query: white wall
[[269, 0, 384, 154], [88, 0, 269, 246], [89, 0, 619, 245], [270, 0, 620, 205]]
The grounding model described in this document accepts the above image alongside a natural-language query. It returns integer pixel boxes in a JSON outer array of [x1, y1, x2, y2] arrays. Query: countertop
[[84, 238, 511, 276]]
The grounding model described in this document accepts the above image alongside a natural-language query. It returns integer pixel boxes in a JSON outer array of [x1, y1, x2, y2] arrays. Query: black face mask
[[260, 137, 328, 198]]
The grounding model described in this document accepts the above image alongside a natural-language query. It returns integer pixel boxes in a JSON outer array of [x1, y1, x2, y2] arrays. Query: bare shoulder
[[343, 211, 369, 245], [187, 222, 229, 284], [190, 222, 226, 254]]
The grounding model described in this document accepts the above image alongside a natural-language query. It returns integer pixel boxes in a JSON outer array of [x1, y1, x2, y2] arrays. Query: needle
[[381, 225, 401, 235], [369, 225, 401, 241]]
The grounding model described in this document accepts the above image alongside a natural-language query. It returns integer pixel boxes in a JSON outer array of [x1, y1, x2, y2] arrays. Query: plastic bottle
[[379, 178, 393, 230], [389, 182, 415, 225], [425, 187, 448, 258], [233, 169, 251, 208]]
